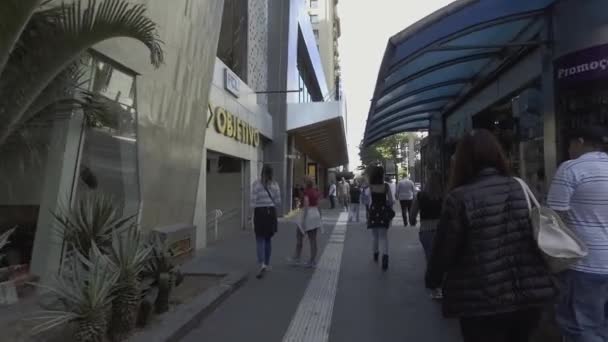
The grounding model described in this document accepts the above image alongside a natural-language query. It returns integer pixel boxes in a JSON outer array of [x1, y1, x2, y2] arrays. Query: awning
[[287, 101, 349, 168], [363, 0, 557, 146]]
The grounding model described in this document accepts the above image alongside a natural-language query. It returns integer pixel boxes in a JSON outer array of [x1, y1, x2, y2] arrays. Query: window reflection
[[297, 67, 313, 103], [77, 55, 140, 217]]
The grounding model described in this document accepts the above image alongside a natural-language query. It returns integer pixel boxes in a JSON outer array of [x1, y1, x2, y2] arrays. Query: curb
[[130, 271, 248, 342]]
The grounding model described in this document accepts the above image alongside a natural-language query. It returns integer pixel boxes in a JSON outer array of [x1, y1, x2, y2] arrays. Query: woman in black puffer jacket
[[426, 129, 557, 342]]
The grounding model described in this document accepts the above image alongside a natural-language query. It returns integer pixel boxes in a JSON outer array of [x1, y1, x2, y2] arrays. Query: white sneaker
[[287, 257, 302, 266], [256, 264, 267, 279], [303, 261, 316, 268]]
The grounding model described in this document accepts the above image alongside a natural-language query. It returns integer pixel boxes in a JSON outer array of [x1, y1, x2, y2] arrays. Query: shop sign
[[207, 104, 260, 147], [555, 43, 608, 86], [224, 68, 240, 98]]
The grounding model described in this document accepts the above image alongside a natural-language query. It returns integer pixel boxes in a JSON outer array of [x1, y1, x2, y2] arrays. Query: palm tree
[[0, 0, 164, 147]]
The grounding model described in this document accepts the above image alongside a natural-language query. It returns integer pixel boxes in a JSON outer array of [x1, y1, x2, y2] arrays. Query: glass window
[[76, 54, 140, 217], [313, 29, 320, 41], [217, 0, 248, 81], [310, 0, 319, 8], [310, 14, 319, 24]]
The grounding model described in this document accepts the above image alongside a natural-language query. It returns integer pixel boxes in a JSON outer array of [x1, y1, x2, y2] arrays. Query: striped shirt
[[250, 180, 281, 208], [547, 152, 608, 274]]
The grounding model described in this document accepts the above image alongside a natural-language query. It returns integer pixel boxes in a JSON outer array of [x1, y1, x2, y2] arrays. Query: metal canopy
[[363, 0, 556, 146]]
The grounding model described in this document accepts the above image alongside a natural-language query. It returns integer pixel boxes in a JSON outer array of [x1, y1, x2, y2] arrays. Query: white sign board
[[224, 68, 240, 98]]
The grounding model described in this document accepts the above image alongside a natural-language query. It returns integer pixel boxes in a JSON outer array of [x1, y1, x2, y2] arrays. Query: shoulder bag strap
[[513, 177, 540, 211], [263, 183, 276, 206]]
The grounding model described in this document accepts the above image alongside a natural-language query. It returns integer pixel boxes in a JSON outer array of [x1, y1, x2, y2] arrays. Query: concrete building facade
[[0, 0, 348, 290]]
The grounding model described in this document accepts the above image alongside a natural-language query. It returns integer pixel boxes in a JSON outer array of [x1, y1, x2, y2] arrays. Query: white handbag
[[513, 177, 588, 273]]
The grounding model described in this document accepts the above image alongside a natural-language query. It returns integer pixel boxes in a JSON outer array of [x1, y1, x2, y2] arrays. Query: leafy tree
[[359, 133, 410, 167]]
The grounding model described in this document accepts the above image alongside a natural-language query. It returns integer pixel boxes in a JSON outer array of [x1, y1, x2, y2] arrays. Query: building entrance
[[206, 152, 248, 244]]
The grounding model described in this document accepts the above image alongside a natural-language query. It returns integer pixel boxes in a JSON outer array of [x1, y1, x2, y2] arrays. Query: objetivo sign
[[207, 104, 260, 147], [555, 43, 608, 86]]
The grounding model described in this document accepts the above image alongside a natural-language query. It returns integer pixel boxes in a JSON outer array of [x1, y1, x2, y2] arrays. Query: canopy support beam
[[429, 40, 550, 51]]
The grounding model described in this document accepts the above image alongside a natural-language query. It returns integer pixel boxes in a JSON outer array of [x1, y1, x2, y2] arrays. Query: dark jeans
[[419, 229, 436, 262], [399, 200, 412, 225], [255, 235, 272, 266], [460, 309, 542, 342], [329, 195, 336, 209], [557, 270, 608, 342]]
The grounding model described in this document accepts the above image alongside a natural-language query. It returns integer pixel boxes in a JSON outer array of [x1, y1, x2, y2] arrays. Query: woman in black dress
[[366, 165, 395, 271]]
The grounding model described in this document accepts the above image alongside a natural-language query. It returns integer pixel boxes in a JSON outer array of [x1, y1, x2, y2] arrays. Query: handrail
[[206, 208, 241, 241]]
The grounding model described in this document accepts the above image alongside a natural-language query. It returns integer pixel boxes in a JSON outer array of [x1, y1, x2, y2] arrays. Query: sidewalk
[[181, 208, 461, 342]]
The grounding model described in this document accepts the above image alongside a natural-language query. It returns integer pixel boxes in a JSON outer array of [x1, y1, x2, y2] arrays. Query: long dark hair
[[368, 165, 385, 185], [449, 129, 509, 190], [261, 164, 273, 185], [424, 171, 443, 200]]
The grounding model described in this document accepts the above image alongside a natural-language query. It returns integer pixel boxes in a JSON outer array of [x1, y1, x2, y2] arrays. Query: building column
[[266, 0, 299, 215], [542, 14, 558, 183]]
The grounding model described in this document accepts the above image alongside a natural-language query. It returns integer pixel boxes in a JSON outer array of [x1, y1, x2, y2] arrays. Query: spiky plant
[[53, 191, 136, 257], [0, 0, 164, 147], [105, 226, 152, 341], [28, 247, 118, 342], [143, 235, 182, 314]]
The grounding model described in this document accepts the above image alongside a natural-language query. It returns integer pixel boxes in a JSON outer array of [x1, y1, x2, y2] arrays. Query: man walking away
[[547, 126, 608, 342], [348, 180, 362, 222], [328, 181, 337, 209], [338, 178, 350, 212], [396, 174, 416, 227]]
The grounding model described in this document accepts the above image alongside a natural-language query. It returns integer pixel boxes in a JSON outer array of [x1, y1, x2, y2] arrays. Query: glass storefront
[[554, 44, 608, 164], [556, 81, 608, 163], [470, 85, 545, 196], [0, 52, 140, 277]]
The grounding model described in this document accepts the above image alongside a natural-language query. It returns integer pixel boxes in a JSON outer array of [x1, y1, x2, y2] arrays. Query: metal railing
[[206, 208, 241, 241]]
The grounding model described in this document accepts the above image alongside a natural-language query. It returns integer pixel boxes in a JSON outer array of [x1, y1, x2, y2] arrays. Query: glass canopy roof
[[363, 0, 556, 146]]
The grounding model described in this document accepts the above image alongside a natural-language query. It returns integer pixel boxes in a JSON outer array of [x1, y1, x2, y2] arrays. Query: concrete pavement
[[182, 208, 460, 342]]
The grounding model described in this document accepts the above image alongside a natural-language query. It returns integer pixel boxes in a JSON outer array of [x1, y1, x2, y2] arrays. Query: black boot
[[382, 255, 389, 271], [373, 252, 379, 263]]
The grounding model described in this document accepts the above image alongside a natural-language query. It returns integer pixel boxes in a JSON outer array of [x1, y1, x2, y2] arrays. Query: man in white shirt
[[396, 175, 416, 227], [328, 181, 337, 209], [547, 126, 608, 342]]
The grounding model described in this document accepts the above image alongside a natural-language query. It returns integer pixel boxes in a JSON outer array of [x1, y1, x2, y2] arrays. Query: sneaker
[[303, 261, 316, 269], [430, 288, 443, 300], [256, 264, 267, 279], [287, 257, 302, 266]]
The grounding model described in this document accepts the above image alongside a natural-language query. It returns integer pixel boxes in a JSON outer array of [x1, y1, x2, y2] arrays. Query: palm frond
[[0, 0, 164, 145], [0, 227, 16, 250], [0, 227, 16, 262], [19, 58, 88, 125], [0, 0, 42, 73]]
